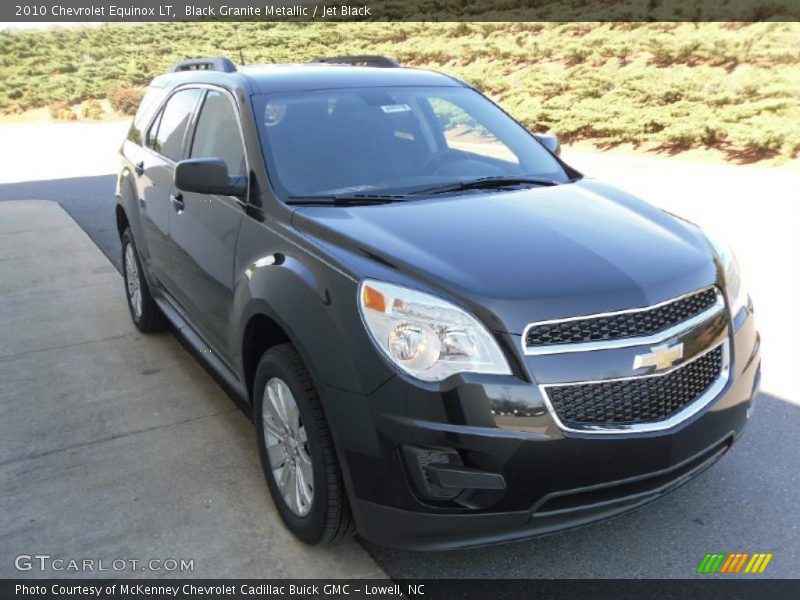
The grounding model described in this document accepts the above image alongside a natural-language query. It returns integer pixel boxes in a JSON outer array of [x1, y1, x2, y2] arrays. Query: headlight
[[703, 230, 750, 319], [358, 280, 511, 382]]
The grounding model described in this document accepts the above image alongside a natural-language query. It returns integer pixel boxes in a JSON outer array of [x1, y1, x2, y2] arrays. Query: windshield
[[253, 86, 570, 199]]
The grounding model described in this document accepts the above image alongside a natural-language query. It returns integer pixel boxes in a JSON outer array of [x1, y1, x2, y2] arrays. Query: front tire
[[121, 228, 167, 333], [254, 343, 354, 544]]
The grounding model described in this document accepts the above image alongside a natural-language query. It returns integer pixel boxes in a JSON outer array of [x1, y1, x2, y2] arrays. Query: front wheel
[[253, 343, 354, 544]]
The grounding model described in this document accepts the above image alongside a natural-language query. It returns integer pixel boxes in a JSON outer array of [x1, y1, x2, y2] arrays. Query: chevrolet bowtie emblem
[[633, 343, 684, 371]]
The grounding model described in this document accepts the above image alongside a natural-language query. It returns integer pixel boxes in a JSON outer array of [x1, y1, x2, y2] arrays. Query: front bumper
[[321, 310, 760, 550]]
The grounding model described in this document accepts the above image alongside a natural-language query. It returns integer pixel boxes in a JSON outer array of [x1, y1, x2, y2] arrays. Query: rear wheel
[[254, 343, 355, 544], [121, 228, 167, 333]]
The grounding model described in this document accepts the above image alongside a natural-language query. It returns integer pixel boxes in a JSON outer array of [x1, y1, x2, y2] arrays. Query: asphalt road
[[1, 121, 798, 579]]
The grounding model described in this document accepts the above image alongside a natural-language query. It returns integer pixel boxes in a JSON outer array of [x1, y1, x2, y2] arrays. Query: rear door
[[169, 88, 247, 360], [138, 87, 203, 289]]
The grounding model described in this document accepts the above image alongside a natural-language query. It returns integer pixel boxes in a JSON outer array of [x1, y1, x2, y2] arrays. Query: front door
[[169, 89, 247, 360], [138, 87, 203, 290]]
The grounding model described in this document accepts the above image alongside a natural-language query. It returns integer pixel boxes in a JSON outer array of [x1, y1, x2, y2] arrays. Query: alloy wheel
[[124, 243, 142, 319], [262, 377, 314, 517]]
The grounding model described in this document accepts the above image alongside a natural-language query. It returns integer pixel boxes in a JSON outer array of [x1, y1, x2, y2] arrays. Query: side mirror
[[174, 158, 246, 197], [534, 133, 561, 156]]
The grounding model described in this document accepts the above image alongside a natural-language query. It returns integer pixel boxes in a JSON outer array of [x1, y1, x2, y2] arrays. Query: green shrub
[[730, 128, 785, 155], [81, 99, 103, 120], [108, 86, 145, 115], [663, 124, 699, 148], [700, 123, 724, 146], [49, 101, 76, 120], [1, 21, 797, 161], [566, 47, 592, 65]]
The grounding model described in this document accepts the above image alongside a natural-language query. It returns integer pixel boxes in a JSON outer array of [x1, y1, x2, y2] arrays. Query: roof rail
[[168, 57, 237, 74], [310, 55, 401, 68]]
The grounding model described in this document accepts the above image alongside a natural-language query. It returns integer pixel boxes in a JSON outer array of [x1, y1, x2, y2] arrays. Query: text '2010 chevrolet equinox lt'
[[116, 55, 761, 550]]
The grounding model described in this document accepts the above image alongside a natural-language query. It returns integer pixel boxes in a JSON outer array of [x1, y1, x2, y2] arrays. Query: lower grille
[[546, 345, 724, 426]]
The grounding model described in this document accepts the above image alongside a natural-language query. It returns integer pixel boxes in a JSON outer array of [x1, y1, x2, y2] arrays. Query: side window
[[147, 88, 202, 161], [145, 110, 163, 151], [128, 86, 165, 145], [428, 97, 518, 164], [190, 90, 246, 178]]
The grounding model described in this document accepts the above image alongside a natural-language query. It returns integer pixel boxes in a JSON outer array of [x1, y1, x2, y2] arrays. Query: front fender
[[232, 242, 394, 397]]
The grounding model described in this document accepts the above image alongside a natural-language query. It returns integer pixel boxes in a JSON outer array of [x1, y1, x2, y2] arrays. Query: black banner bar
[[2, 580, 800, 600], [3, 0, 800, 23]]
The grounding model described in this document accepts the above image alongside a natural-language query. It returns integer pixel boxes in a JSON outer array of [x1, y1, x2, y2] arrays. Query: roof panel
[[238, 64, 463, 93]]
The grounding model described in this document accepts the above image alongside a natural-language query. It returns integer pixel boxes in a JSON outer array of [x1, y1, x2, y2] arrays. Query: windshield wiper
[[409, 176, 560, 196], [285, 194, 407, 206]]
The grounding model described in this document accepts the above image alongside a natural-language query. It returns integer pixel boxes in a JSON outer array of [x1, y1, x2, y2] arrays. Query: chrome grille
[[525, 287, 719, 349], [545, 345, 724, 427]]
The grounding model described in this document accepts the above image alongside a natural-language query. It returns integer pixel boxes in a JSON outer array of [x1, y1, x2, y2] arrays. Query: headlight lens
[[704, 230, 749, 319], [358, 280, 511, 382]]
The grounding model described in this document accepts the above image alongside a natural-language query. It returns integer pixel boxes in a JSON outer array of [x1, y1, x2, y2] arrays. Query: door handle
[[134, 161, 145, 176], [170, 193, 185, 212]]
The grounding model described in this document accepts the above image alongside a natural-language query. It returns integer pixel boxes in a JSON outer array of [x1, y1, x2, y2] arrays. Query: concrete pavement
[[0, 200, 383, 579]]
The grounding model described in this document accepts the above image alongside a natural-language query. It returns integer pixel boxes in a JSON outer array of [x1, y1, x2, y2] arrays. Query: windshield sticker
[[264, 102, 287, 127], [380, 104, 412, 114]]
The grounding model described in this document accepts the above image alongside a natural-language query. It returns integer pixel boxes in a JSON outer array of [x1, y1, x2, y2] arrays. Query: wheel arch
[[241, 310, 293, 405], [115, 203, 130, 240], [233, 254, 392, 401], [115, 169, 145, 244]]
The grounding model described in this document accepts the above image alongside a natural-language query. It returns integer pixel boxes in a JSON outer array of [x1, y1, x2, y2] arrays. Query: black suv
[[116, 55, 760, 549]]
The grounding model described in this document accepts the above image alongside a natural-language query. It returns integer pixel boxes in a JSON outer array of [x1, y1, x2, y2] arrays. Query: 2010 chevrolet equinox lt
[[115, 55, 761, 549]]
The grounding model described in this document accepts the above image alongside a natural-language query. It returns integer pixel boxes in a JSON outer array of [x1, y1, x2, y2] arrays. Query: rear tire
[[121, 228, 167, 333], [254, 343, 355, 545]]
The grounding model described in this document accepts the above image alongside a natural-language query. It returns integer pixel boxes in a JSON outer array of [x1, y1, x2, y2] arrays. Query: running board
[[153, 295, 249, 406]]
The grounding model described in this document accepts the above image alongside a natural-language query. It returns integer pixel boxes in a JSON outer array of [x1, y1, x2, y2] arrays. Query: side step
[[153, 295, 249, 405]]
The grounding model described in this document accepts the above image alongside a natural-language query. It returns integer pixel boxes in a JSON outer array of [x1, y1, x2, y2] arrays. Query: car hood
[[291, 179, 718, 335]]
